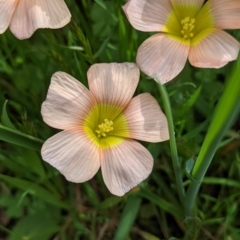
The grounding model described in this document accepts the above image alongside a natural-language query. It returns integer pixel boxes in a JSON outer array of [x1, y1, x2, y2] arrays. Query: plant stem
[[185, 58, 240, 216], [157, 82, 185, 208]]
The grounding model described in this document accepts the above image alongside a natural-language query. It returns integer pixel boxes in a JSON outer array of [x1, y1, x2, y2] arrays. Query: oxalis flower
[[0, 0, 71, 39], [123, 0, 240, 84], [41, 63, 169, 196]]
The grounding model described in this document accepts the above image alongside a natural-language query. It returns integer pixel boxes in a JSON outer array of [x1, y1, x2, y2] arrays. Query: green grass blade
[[0, 124, 43, 151], [1, 100, 17, 130], [185, 57, 240, 216], [0, 174, 69, 209], [139, 188, 183, 218], [113, 194, 141, 240], [157, 82, 185, 208]]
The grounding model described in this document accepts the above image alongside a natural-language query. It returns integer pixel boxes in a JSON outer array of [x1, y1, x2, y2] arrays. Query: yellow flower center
[[95, 119, 114, 138], [83, 103, 130, 149], [164, 2, 215, 45], [180, 17, 195, 40]]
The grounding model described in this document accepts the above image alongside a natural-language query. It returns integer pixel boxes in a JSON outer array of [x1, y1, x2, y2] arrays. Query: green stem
[[157, 82, 185, 208], [185, 58, 240, 216]]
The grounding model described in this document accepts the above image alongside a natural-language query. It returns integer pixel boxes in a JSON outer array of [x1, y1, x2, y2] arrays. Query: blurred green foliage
[[0, 0, 240, 239]]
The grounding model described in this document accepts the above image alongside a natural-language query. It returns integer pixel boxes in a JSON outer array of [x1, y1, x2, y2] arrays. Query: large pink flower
[[123, 0, 240, 84], [0, 0, 71, 39], [41, 63, 169, 196]]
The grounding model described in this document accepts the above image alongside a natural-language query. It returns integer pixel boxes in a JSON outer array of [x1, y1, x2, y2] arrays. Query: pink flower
[[123, 0, 240, 84], [0, 0, 71, 39], [41, 63, 169, 196]]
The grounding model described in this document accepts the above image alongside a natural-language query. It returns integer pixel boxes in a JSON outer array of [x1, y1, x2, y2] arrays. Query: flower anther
[[95, 119, 114, 138]]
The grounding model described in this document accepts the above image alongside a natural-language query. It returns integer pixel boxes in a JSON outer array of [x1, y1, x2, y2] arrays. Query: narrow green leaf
[[17, 149, 45, 179], [0, 174, 69, 209], [8, 214, 59, 240], [0, 224, 18, 237], [185, 57, 240, 216], [113, 194, 141, 240], [182, 85, 202, 113], [139, 188, 183, 218], [1, 100, 16, 129], [98, 196, 122, 209], [193, 59, 240, 175], [83, 182, 100, 207], [203, 177, 240, 188], [185, 157, 195, 174], [0, 124, 43, 151]]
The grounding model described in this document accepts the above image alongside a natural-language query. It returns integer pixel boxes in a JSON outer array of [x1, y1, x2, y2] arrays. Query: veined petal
[[206, 0, 240, 29], [194, 2, 214, 33], [87, 63, 139, 108], [122, 0, 174, 33], [136, 33, 190, 84], [189, 29, 240, 68], [170, 0, 204, 7], [10, 0, 71, 39], [101, 139, 153, 196], [41, 129, 100, 183], [170, 0, 205, 19], [120, 93, 169, 142], [41, 72, 96, 130], [0, 0, 18, 34]]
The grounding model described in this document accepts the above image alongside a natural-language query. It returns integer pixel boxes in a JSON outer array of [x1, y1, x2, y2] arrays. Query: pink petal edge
[[122, 93, 169, 142], [101, 139, 153, 196], [137, 33, 190, 84], [41, 71, 96, 130], [87, 63, 140, 108], [0, 0, 18, 34], [41, 129, 100, 183], [189, 29, 240, 68], [122, 0, 173, 33], [209, 0, 240, 29], [10, 0, 71, 39]]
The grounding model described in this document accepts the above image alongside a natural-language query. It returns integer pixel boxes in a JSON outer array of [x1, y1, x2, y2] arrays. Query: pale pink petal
[[10, 0, 71, 39], [101, 139, 153, 196], [0, 0, 18, 34], [170, 0, 204, 8], [41, 72, 96, 130], [122, 0, 175, 32], [87, 63, 139, 108], [170, 0, 205, 18], [120, 93, 169, 142], [207, 0, 240, 29], [189, 29, 240, 68], [136, 33, 190, 84], [41, 129, 100, 182]]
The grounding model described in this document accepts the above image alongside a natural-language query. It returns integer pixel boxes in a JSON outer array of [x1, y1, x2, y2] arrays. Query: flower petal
[[189, 29, 240, 68], [41, 71, 96, 130], [206, 0, 240, 29], [10, 0, 71, 39], [122, 0, 174, 32], [87, 63, 139, 108], [101, 139, 153, 196], [0, 0, 18, 34], [120, 93, 169, 142], [170, 0, 205, 19], [136, 33, 190, 84], [41, 129, 100, 183], [170, 0, 204, 8]]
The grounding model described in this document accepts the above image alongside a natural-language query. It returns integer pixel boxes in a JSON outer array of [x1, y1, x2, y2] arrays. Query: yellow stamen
[[95, 119, 114, 138], [180, 16, 195, 40]]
